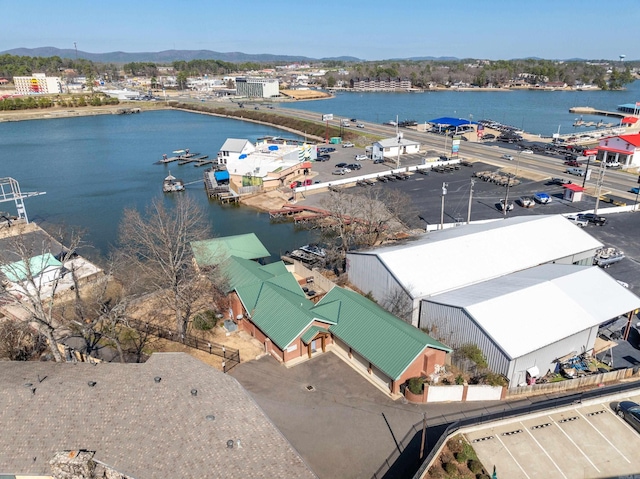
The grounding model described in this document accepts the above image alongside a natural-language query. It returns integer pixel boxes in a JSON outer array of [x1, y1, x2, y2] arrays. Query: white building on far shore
[[13, 73, 62, 95], [235, 77, 279, 98]]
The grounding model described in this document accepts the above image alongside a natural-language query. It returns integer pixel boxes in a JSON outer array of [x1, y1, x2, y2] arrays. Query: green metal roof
[[223, 256, 277, 292], [301, 325, 329, 344], [313, 287, 452, 380], [0, 253, 62, 283], [191, 233, 270, 267]]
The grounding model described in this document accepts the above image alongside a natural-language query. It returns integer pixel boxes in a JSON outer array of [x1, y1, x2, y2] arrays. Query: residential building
[[235, 77, 279, 98], [13, 73, 62, 95], [0, 353, 317, 479]]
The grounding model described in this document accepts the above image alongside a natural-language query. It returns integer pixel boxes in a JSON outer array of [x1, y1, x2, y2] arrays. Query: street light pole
[[396, 133, 403, 169], [467, 179, 475, 224], [440, 182, 448, 230]]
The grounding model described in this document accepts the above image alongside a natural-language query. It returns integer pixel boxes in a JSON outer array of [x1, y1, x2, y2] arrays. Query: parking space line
[[548, 416, 600, 473], [520, 421, 568, 479], [494, 433, 531, 479], [575, 409, 631, 463]]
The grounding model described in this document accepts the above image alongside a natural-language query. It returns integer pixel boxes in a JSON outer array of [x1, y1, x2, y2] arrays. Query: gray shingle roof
[[0, 353, 317, 479]]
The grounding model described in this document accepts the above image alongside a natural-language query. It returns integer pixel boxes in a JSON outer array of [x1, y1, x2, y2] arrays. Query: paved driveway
[[230, 352, 503, 479]]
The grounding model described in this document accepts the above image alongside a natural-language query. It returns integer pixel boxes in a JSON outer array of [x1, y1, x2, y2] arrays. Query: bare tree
[[381, 285, 414, 323], [0, 320, 45, 360], [0, 224, 84, 362], [117, 195, 213, 336]]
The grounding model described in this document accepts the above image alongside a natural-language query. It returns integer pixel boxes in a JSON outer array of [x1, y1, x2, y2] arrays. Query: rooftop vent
[[191, 388, 198, 396], [154, 376, 162, 383], [226, 440, 234, 449], [306, 385, 315, 391], [206, 414, 215, 421], [24, 382, 33, 388], [88, 381, 96, 387]]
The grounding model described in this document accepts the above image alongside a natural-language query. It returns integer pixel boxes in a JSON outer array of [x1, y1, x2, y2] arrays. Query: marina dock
[[569, 106, 626, 119], [204, 168, 238, 203]]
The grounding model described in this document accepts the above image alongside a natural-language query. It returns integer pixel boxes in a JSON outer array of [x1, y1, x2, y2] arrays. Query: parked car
[[346, 163, 361, 170], [482, 134, 496, 140], [350, 118, 357, 122], [356, 123, 365, 128], [335, 162, 347, 168], [373, 158, 385, 164], [517, 196, 535, 208], [342, 142, 355, 148], [533, 192, 552, 204], [605, 161, 621, 168], [566, 214, 588, 227], [578, 213, 606, 226], [318, 154, 331, 161], [354, 154, 367, 161], [497, 199, 514, 211], [502, 154, 514, 161], [631, 187, 640, 194], [332, 169, 346, 175], [615, 401, 640, 433]]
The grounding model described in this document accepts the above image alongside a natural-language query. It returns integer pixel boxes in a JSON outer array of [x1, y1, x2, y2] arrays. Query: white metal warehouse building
[[346, 215, 604, 327], [421, 264, 640, 386]]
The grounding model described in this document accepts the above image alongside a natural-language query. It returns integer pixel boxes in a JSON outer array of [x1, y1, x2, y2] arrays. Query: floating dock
[[569, 107, 625, 119]]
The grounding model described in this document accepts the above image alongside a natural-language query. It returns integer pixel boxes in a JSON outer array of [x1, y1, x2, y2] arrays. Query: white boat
[[162, 172, 185, 193]]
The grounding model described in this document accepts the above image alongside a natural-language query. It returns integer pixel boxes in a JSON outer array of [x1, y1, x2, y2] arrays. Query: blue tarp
[[214, 170, 230, 181], [268, 145, 279, 151], [428, 117, 478, 127], [238, 154, 247, 159]]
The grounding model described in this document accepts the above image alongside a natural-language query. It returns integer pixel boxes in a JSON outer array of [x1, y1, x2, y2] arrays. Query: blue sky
[[4, 0, 640, 61]]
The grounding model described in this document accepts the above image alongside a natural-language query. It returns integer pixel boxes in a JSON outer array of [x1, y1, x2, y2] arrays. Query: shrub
[[192, 310, 219, 331], [457, 344, 488, 369], [455, 374, 465, 385], [444, 462, 457, 475], [468, 459, 484, 474], [407, 376, 424, 395]]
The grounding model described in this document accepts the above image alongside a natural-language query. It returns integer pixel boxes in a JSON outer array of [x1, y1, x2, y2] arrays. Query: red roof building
[[597, 132, 640, 168]]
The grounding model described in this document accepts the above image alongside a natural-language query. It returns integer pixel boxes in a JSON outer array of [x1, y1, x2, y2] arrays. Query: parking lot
[[465, 391, 640, 479]]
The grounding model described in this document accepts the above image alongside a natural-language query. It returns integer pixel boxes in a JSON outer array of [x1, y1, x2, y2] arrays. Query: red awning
[[598, 146, 633, 155], [301, 161, 312, 168], [563, 184, 584, 192], [622, 116, 639, 124]]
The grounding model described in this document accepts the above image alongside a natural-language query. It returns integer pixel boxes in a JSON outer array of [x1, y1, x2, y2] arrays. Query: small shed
[[563, 183, 584, 202]]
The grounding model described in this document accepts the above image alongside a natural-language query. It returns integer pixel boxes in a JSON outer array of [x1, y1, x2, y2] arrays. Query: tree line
[[1, 54, 636, 91]]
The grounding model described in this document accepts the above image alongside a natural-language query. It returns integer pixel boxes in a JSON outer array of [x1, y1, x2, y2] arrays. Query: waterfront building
[[349, 77, 412, 90], [13, 73, 62, 95], [235, 77, 279, 98], [217, 137, 312, 191]]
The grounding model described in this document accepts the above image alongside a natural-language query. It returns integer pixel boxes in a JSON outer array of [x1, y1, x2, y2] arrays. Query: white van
[[566, 167, 586, 176]]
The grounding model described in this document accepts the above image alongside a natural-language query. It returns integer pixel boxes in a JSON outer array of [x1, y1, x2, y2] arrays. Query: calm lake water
[[281, 81, 640, 137], [0, 110, 312, 261], [2, 81, 640, 260]]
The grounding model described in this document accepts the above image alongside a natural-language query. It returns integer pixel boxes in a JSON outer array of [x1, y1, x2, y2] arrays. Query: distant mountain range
[[0, 47, 465, 64], [0, 47, 363, 64]]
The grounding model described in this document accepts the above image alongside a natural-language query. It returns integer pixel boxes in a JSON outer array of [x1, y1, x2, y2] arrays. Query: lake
[[0, 110, 313, 261]]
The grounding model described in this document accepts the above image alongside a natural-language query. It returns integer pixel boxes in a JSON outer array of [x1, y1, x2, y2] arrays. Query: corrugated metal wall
[[507, 326, 598, 387], [419, 301, 510, 377], [346, 253, 415, 324]]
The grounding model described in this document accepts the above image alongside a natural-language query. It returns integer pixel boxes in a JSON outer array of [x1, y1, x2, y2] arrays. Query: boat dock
[[155, 149, 201, 164], [569, 107, 626, 119], [204, 168, 238, 203], [177, 155, 212, 166]]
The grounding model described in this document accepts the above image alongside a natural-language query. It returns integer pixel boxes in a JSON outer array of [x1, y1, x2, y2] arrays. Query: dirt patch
[[280, 90, 332, 100]]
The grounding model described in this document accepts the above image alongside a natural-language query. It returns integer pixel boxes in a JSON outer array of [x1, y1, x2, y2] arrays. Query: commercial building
[[345, 215, 640, 387], [235, 77, 280, 98], [371, 137, 421, 161], [597, 132, 640, 168], [13, 73, 62, 95]]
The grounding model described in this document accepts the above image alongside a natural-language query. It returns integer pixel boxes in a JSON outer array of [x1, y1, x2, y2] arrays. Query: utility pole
[[74, 42, 78, 61], [396, 133, 403, 169], [440, 182, 448, 230], [467, 179, 475, 224], [593, 158, 607, 215]]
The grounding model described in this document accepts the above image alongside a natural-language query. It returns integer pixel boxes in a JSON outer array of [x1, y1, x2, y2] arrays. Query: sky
[[3, 0, 640, 61]]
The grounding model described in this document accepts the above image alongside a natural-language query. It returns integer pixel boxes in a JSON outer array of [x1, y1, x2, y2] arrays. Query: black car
[[578, 213, 606, 226], [350, 118, 357, 122], [373, 158, 385, 164], [318, 154, 331, 161], [616, 401, 640, 433], [335, 162, 347, 168], [346, 163, 361, 170]]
